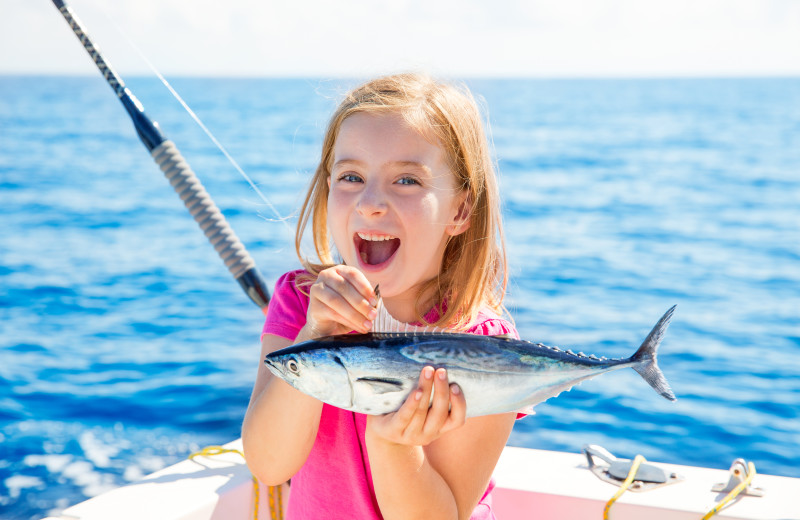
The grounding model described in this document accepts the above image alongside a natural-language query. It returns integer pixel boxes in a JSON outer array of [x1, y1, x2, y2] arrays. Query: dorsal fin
[[370, 285, 456, 334]]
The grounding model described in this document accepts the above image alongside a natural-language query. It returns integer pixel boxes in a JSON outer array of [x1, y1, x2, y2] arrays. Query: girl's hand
[[366, 366, 467, 446], [304, 265, 378, 338]]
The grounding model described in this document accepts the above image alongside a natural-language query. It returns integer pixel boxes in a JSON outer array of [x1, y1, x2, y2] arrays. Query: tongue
[[361, 239, 400, 265]]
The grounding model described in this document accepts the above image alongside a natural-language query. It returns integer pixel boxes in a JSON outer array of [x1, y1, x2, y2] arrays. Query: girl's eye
[[396, 176, 419, 186], [338, 173, 362, 183]]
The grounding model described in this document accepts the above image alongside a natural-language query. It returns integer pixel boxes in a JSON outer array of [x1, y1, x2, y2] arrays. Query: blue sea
[[1, 76, 798, 519]]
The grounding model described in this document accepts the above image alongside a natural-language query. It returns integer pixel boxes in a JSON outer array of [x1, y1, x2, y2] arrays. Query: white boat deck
[[44, 440, 799, 520], [494, 446, 798, 520]]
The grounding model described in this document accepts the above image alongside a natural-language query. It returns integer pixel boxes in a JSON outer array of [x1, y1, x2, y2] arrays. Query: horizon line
[[3, 72, 800, 80]]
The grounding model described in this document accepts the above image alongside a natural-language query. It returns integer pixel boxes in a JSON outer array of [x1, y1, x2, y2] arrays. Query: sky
[[3, 0, 800, 77]]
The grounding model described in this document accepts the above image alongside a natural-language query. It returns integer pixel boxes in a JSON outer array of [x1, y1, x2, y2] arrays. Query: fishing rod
[[51, 0, 270, 310]]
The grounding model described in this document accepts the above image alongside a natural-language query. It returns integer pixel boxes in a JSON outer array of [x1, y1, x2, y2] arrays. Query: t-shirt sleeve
[[261, 270, 311, 342], [466, 314, 520, 340]]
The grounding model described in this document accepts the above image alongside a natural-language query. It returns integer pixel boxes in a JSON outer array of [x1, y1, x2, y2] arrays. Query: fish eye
[[286, 359, 300, 374]]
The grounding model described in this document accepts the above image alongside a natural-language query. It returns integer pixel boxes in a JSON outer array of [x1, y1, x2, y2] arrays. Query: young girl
[[242, 73, 519, 520]]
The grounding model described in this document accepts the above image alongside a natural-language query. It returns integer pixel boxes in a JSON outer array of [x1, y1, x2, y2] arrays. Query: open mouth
[[354, 232, 400, 267]]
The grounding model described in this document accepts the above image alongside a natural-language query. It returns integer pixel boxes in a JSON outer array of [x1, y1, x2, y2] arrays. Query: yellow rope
[[268, 483, 285, 520], [702, 462, 756, 520], [188, 446, 285, 520], [603, 454, 645, 520], [188, 445, 243, 461]]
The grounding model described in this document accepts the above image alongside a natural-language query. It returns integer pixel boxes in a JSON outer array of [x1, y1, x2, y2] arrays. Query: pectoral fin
[[355, 377, 405, 395]]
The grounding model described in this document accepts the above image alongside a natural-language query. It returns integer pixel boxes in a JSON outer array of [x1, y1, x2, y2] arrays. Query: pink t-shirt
[[262, 270, 519, 520]]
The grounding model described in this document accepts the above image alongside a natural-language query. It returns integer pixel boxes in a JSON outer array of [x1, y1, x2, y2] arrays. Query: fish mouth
[[354, 232, 400, 268], [263, 356, 282, 376]]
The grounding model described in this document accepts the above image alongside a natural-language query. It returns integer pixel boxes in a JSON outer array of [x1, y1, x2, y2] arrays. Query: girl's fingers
[[367, 367, 467, 446], [306, 304, 355, 337], [324, 265, 377, 315], [336, 265, 379, 307], [311, 283, 371, 333], [423, 368, 452, 436], [310, 266, 378, 333], [378, 366, 431, 440], [403, 366, 435, 436], [441, 383, 467, 434]]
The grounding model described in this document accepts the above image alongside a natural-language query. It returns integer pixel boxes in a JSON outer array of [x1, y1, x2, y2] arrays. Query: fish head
[[265, 348, 353, 409]]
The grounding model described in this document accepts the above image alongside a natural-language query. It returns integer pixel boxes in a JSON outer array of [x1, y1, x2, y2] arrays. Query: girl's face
[[327, 112, 468, 314]]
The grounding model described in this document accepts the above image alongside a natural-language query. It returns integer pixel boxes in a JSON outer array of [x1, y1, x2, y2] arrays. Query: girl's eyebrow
[[332, 158, 365, 170], [333, 158, 431, 174], [390, 160, 431, 173]]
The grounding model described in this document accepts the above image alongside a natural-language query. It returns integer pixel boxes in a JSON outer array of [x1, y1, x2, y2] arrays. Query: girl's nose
[[356, 182, 388, 217]]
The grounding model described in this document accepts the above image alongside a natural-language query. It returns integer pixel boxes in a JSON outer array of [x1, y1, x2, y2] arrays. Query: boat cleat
[[711, 458, 765, 497], [583, 444, 684, 492]]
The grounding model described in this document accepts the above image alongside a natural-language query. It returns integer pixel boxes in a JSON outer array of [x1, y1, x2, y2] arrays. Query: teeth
[[357, 232, 394, 242]]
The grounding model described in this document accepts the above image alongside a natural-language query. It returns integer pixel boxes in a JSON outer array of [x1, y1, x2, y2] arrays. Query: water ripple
[[2, 76, 799, 519]]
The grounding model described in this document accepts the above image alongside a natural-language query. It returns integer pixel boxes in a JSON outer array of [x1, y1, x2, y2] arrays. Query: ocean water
[[1, 76, 798, 519]]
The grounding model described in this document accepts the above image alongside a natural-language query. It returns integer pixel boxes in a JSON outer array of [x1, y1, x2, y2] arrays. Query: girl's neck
[[381, 286, 437, 325]]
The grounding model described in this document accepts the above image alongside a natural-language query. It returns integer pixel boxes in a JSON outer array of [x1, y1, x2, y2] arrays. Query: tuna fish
[[264, 305, 677, 417]]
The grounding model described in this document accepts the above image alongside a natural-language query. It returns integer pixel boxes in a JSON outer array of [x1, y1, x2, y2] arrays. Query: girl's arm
[[241, 328, 323, 485], [242, 265, 378, 485], [367, 368, 517, 520]]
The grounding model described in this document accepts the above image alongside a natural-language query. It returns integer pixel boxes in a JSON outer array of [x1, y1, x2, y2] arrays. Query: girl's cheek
[[329, 189, 358, 210]]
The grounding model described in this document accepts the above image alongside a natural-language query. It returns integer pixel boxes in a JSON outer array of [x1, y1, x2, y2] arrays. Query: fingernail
[[438, 369, 447, 381], [424, 367, 434, 380], [450, 384, 461, 395], [367, 308, 377, 320], [363, 320, 372, 330], [369, 298, 378, 307], [415, 390, 423, 401]]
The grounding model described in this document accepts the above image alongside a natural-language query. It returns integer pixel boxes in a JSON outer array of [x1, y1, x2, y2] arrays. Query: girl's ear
[[447, 191, 472, 236]]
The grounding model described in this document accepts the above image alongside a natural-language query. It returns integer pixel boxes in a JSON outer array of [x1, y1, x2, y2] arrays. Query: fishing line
[[52, 0, 271, 309], [91, 1, 295, 237]]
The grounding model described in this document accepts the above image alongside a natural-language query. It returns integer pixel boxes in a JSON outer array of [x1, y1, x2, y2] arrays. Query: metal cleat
[[711, 458, 765, 497], [583, 444, 684, 492]]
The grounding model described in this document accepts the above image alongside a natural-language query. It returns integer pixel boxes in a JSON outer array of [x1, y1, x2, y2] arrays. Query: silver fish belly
[[264, 306, 677, 417]]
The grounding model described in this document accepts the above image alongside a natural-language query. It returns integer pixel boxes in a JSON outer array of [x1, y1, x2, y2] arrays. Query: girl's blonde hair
[[295, 73, 507, 329]]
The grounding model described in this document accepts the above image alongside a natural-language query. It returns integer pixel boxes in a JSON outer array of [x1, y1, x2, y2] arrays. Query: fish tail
[[630, 305, 677, 401]]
